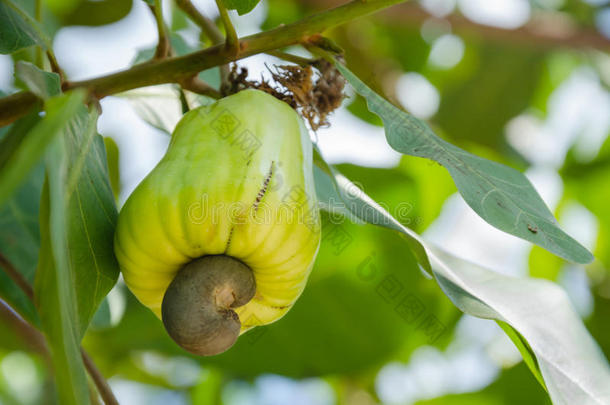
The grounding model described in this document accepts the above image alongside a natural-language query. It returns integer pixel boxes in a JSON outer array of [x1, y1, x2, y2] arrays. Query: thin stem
[[34, 0, 44, 69], [180, 76, 222, 99], [0, 0, 408, 126], [0, 255, 119, 405], [151, 0, 171, 59], [0, 299, 48, 357], [174, 0, 229, 93], [30, 0, 64, 80], [0, 253, 34, 300], [82, 350, 119, 405], [266, 50, 318, 67], [176, 0, 224, 44], [215, 0, 239, 54], [47, 51, 64, 79]]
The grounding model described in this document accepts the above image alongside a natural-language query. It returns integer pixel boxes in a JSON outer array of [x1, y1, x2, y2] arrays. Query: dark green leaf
[[89, 298, 112, 330], [0, 0, 44, 54], [220, 0, 261, 15], [37, 176, 90, 405], [15, 61, 61, 99], [39, 99, 119, 336], [58, 0, 134, 27], [0, 164, 43, 324], [0, 93, 81, 207], [35, 91, 120, 404], [336, 62, 593, 264]]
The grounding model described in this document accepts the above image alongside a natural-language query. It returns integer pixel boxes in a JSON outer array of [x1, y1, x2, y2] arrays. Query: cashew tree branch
[[0, 0, 407, 126]]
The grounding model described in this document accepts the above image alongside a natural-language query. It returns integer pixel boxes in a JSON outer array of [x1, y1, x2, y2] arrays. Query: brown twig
[[150, 0, 171, 59], [266, 50, 319, 67], [0, 255, 119, 405], [0, 299, 48, 357], [175, 0, 224, 44], [0, 0, 408, 126], [215, 0, 239, 55], [82, 350, 119, 405], [0, 253, 34, 299], [174, 0, 229, 93], [47, 51, 65, 82], [180, 76, 222, 99], [215, 0, 239, 93]]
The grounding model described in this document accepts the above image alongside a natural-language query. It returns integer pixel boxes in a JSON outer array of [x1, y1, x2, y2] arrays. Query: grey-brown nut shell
[[161, 255, 256, 356]]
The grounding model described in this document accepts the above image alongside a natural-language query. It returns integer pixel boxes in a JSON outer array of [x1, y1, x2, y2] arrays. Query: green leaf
[[0, 0, 44, 54], [497, 320, 546, 390], [40, 97, 120, 336], [220, 0, 261, 15], [119, 85, 184, 135], [428, 246, 610, 404], [103, 136, 120, 200], [60, 0, 134, 26], [0, 164, 43, 325], [35, 92, 120, 404], [0, 91, 81, 208], [336, 62, 593, 264], [37, 177, 90, 405], [15, 61, 61, 99], [89, 298, 112, 330]]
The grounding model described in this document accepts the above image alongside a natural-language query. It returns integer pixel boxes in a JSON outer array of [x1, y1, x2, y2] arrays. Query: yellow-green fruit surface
[[114, 89, 321, 332]]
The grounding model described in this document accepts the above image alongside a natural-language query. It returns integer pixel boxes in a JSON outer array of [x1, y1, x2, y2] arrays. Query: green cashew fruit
[[114, 89, 321, 355]]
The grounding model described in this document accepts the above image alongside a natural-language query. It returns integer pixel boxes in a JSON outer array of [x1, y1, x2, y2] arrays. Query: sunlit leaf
[[118, 85, 184, 135], [428, 246, 610, 404]]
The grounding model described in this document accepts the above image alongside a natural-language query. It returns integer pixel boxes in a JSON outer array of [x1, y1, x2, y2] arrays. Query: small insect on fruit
[[114, 89, 321, 356]]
